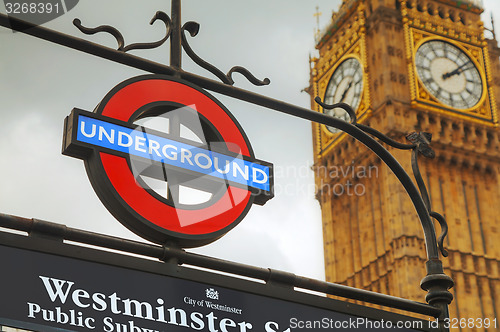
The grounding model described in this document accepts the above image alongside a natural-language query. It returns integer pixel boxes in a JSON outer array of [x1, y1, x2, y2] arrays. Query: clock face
[[323, 57, 363, 134], [415, 40, 483, 109]]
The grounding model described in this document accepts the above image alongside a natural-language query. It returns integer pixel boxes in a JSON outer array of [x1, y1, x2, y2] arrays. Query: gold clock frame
[[315, 41, 371, 155], [321, 54, 367, 132], [407, 28, 497, 125]]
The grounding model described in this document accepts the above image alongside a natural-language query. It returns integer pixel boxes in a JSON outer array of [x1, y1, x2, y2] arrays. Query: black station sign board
[[0, 233, 433, 332], [62, 75, 274, 248]]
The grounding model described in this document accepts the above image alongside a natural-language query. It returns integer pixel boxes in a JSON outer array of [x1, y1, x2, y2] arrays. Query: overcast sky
[[1, 0, 499, 283]]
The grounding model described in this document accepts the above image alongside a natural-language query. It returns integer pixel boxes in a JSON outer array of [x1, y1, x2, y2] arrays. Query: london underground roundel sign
[[63, 75, 273, 247]]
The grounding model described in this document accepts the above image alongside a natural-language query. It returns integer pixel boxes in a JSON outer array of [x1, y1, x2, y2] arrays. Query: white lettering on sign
[[80, 122, 96, 138], [195, 153, 212, 169], [135, 136, 147, 153], [214, 158, 230, 174], [118, 131, 133, 147], [233, 162, 249, 181], [253, 168, 268, 184], [148, 140, 161, 157], [39, 276, 74, 304], [31, 275, 255, 331], [27, 303, 96, 329], [99, 126, 115, 144], [162, 144, 177, 160], [180, 148, 194, 166]]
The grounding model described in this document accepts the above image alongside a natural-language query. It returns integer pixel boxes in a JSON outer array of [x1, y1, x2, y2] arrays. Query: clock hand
[[442, 61, 472, 80], [339, 79, 353, 102]]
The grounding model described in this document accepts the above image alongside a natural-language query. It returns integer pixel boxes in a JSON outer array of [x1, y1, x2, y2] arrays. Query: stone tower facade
[[310, 0, 500, 325]]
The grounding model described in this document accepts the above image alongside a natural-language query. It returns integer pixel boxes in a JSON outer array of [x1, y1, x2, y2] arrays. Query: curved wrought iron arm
[[316, 120, 439, 259], [181, 21, 270, 86], [357, 124, 416, 150], [73, 11, 171, 53], [314, 97, 416, 150], [407, 133, 449, 257], [410, 145, 433, 212], [313, 97, 444, 260]]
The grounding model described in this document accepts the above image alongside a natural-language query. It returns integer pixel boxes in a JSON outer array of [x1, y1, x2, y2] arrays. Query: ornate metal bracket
[[181, 21, 270, 86], [314, 97, 449, 258], [315, 97, 453, 326], [73, 12, 269, 87]]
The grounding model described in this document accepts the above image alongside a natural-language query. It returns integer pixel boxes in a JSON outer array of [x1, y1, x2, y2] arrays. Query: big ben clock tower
[[310, 0, 500, 324]]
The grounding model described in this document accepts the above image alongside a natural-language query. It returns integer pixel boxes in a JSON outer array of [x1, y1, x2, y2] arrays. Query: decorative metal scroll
[[74, 12, 171, 53], [73, 12, 269, 87], [181, 21, 270, 86]]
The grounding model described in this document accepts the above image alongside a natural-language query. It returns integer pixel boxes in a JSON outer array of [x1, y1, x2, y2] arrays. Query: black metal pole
[[170, 0, 182, 69]]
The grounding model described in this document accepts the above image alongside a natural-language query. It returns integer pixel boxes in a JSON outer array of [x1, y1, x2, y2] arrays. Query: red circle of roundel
[[85, 75, 254, 247]]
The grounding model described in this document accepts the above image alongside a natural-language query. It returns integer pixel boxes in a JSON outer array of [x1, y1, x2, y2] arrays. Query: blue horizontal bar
[[76, 115, 271, 192]]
